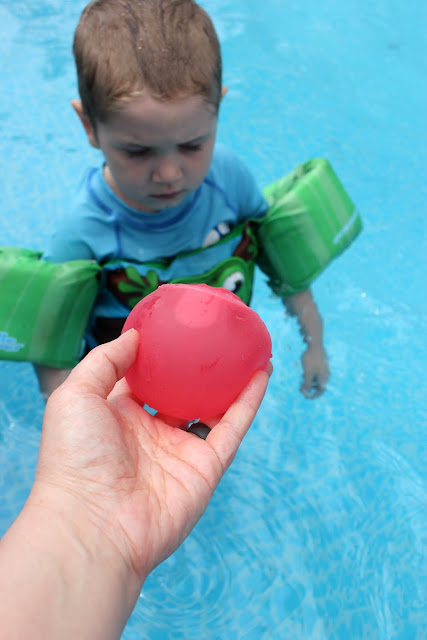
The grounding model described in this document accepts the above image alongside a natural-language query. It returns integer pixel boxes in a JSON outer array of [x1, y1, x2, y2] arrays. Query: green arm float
[[256, 158, 363, 296], [0, 247, 101, 368]]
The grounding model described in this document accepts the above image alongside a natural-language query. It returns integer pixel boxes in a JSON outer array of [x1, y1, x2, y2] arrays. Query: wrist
[[17, 484, 145, 638], [29, 479, 146, 578], [304, 336, 325, 351]]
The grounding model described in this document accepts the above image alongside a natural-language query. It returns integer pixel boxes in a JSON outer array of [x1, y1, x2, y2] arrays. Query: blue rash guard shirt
[[45, 144, 268, 347]]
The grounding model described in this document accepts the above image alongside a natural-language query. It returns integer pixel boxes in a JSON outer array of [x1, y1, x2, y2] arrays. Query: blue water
[[1, 1, 426, 638]]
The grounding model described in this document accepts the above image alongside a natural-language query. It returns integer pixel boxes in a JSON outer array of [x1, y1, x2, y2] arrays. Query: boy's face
[[74, 93, 218, 212]]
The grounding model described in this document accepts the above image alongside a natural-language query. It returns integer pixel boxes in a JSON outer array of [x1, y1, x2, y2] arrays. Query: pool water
[[1, 1, 426, 638]]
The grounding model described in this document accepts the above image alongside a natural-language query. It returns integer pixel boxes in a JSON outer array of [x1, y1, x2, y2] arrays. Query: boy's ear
[[221, 86, 228, 99], [71, 99, 99, 149]]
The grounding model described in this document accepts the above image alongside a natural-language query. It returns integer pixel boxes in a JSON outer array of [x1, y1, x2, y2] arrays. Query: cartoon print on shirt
[[202, 222, 231, 247], [104, 221, 258, 310]]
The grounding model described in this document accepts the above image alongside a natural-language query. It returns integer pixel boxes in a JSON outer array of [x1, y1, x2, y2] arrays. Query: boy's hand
[[300, 343, 329, 399], [282, 289, 329, 400]]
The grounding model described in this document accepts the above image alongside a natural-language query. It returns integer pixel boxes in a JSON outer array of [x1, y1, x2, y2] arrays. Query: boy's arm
[[282, 288, 329, 399], [33, 365, 72, 400]]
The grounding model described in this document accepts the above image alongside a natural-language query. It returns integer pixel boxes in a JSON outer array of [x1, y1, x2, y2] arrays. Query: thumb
[[64, 329, 139, 399]]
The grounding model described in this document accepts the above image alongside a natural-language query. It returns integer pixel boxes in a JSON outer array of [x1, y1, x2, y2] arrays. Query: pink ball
[[122, 283, 272, 420]]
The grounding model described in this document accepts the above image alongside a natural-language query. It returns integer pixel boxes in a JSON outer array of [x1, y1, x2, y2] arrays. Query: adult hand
[[0, 329, 271, 640], [38, 328, 271, 576]]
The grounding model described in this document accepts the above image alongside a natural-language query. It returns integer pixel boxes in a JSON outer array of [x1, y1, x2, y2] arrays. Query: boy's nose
[[152, 156, 182, 184]]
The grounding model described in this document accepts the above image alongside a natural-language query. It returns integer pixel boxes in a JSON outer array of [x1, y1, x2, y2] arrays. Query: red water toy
[[122, 283, 272, 420]]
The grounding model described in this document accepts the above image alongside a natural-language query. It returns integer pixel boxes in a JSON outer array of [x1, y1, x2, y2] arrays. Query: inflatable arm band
[[256, 158, 362, 296], [0, 247, 101, 368]]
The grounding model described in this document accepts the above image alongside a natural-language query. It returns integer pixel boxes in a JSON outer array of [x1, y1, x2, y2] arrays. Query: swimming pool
[[0, 0, 425, 638]]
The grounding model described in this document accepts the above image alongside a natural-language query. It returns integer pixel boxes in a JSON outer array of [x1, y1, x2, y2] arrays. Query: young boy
[[37, 0, 329, 399]]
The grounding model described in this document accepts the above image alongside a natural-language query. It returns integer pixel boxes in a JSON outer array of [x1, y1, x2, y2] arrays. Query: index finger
[[206, 365, 272, 472]]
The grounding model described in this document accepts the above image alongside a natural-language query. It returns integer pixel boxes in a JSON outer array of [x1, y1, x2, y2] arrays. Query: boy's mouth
[[151, 190, 184, 200]]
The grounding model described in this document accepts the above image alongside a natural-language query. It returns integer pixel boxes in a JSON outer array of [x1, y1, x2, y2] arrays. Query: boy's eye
[[123, 142, 204, 157], [179, 143, 203, 153], [125, 148, 150, 157]]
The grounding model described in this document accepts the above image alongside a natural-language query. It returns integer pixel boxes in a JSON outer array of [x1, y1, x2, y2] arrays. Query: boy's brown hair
[[73, 0, 222, 128]]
